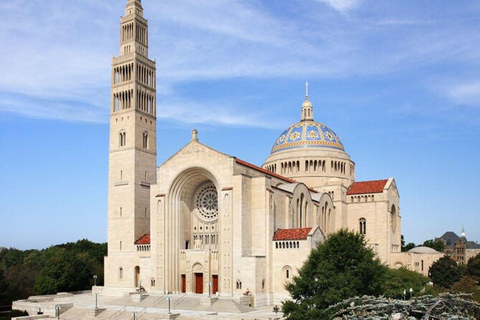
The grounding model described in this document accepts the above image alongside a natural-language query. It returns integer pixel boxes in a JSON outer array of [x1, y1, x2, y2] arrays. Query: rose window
[[196, 185, 218, 221]]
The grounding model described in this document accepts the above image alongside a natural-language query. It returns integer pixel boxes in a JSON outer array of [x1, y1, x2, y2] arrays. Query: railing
[[109, 306, 126, 319], [136, 308, 147, 319], [173, 293, 188, 307], [152, 295, 165, 306]]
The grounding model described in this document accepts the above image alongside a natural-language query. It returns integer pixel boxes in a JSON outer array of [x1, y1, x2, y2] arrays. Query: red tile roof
[[346, 179, 388, 195], [273, 228, 312, 241], [235, 158, 296, 184], [135, 233, 150, 245]]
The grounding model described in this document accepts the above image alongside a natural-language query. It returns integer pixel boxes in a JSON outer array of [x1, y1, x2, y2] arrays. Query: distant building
[[435, 228, 480, 264], [0, 247, 6, 251], [391, 246, 443, 277]]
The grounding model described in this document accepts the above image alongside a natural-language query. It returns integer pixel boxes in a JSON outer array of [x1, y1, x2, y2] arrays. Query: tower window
[[120, 131, 126, 147], [119, 267, 123, 280], [143, 132, 148, 148], [359, 218, 366, 235]]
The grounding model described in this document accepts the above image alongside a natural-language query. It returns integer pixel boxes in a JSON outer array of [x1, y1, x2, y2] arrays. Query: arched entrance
[[164, 167, 221, 294], [192, 263, 203, 294]]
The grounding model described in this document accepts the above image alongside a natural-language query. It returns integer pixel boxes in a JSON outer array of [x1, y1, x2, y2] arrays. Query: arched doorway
[[165, 168, 221, 294], [192, 263, 203, 294]]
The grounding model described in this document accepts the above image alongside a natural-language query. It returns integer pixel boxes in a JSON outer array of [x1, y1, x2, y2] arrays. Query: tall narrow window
[[120, 131, 126, 147], [143, 132, 148, 148], [119, 267, 123, 280], [359, 218, 366, 235]]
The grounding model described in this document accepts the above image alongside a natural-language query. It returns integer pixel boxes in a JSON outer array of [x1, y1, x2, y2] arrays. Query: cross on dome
[[301, 81, 314, 121], [305, 81, 309, 100]]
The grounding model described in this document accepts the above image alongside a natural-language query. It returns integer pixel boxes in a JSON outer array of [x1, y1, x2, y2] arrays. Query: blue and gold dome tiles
[[271, 120, 344, 154]]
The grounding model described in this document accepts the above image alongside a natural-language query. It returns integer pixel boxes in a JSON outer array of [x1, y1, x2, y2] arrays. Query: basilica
[[104, 0, 403, 306]]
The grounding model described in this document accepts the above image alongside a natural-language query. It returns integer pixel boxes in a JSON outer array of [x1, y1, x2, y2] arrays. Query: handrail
[[152, 295, 165, 305], [109, 306, 126, 319], [136, 307, 147, 319], [173, 293, 188, 307]]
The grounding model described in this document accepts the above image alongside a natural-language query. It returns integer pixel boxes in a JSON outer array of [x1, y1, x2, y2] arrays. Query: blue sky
[[1, 0, 480, 249]]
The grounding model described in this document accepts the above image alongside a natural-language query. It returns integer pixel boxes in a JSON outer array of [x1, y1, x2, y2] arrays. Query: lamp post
[[95, 293, 99, 310], [207, 281, 212, 298], [55, 305, 61, 320], [132, 311, 136, 320], [403, 289, 406, 300], [166, 295, 172, 314], [409, 287, 413, 299], [93, 275, 97, 286]]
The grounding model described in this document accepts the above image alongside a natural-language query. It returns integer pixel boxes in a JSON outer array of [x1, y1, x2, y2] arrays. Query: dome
[[271, 120, 344, 154], [408, 246, 440, 254]]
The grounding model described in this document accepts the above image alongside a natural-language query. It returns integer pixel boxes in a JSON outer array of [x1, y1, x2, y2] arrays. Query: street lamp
[[207, 281, 212, 298], [166, 295, 172, 314], [132, 311, 136, 320], [93, 275, 98, 286], [403, 289, 406, 300], [409, 287, 413, 299], [95, 293, 99, 310], [55, 305, 61, 320]]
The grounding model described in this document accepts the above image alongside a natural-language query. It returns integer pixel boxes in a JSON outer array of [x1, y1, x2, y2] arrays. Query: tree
[[451, 275, 480, 301], [467, 252, 480, 284], [383, 267, 429, 299], [423, 239, 445, 252], [429, 256, 462, 288], [401, 235, 415, 252], [282, 229, 386, 319]]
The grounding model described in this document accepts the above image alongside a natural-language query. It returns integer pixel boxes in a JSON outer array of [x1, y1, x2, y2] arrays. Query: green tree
[[429, 256, 462, 288], [451, 275, 480, 301], [383, 267, 429, 299], [282, 229, 386, 319], [423, 239, 445, 252], [467, 253, 480, 284]]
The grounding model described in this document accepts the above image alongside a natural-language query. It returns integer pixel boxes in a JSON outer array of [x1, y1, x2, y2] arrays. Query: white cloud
[[444, 81, 480, 106], [316, 0, 362, 13], [2, 0, 480, 125], [159, 98, 282, 129]]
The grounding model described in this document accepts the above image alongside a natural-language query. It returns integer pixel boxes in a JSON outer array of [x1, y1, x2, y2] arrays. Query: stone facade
[[103, 0, 412, 306]]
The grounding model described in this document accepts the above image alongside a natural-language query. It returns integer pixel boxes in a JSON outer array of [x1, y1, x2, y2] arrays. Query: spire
[[461, 226, 466, 238], [301, 81, 314, 121], [305, 80, 309, 100], [125, 0, 143, 16]]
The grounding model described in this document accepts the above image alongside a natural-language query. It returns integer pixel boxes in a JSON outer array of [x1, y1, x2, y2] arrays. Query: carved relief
[[183, 143, 203, 154]]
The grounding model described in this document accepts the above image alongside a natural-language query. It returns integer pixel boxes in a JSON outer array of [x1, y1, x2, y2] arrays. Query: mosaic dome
[[271, 120, 344, 154]]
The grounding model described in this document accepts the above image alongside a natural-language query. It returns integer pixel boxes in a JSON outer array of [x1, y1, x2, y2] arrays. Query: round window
[[196, 185, 218, 221]]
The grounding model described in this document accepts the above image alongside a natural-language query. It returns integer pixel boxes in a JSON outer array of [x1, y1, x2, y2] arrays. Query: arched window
[[391, 204, 397, 232], [143, 132, 148, 148], [119, 131, 126, 147], [299, 193, 304, 227], [236, 280, 242, 290], [359, 218, 366, 235], [283, 266, 292, 281], [119, 267, 123, 280]]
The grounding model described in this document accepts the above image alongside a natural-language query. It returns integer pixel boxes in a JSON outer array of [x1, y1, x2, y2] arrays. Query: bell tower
[[106, 0, 157, 288]]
